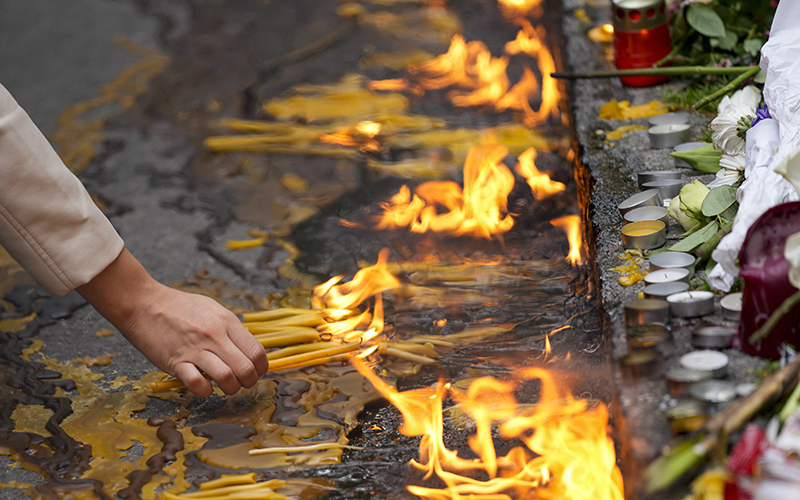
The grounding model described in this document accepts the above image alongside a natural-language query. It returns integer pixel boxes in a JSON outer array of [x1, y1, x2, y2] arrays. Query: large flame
[[353, 358, 624, 500], [549, 215, 583, 266], [312, 248, 399, 342], [514, 148, 565, 200], [407, 25, 560, 126], [368, 144, 515, 239]]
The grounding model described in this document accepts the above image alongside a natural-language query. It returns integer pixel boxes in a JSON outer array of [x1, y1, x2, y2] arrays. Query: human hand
[[77, 249, 268, 396]]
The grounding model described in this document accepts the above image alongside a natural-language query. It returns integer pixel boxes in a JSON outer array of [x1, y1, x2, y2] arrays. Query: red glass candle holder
[[612, 0, 672, 87]]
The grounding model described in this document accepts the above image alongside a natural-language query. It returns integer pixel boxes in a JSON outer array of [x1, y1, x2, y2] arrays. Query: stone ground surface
[[0, 0, 767, 498], [561, 1, 767, 497]]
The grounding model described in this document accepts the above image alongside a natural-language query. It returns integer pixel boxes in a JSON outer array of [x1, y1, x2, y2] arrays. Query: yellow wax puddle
[[613, 249, 648, 286], [605, 124, 645, 140], [598, 99, 669, 120]]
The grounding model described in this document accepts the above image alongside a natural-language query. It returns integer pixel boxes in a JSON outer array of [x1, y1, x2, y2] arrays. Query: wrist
[[75, 248, 158, 332]]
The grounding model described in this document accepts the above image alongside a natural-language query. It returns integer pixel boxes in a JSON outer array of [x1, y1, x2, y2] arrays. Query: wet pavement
[[0, 1, 623, 499]]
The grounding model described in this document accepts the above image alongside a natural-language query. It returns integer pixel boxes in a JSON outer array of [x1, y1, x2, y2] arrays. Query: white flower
[[707, 153, 746, 188], [786, 232, 800, 290], [717, 85, 761, 114], [710, 104, 754, 155]]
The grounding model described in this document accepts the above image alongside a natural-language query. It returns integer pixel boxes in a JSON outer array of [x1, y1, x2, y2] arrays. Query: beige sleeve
[[0, 84, 124, 296]]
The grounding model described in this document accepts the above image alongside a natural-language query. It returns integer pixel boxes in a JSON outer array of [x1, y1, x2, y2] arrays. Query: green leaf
[[668, 221, 720, 253], [702, 185, 737, 217], [705, 257, 717, 275], [687, 3, 727, 38], [744, 38, 765, 56], [754, 69, 767, 84], [669, 144, 722, 174], [714, 30, 738, 51], [719, 202, 738, 224]]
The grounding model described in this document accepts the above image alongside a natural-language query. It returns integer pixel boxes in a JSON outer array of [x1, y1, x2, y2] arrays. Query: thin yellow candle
[[254, 331, 321, 348], [267, 343, 359, 370], [267, 342, 334, 360], [199, 473, 257, 491], [269, 353, 351, 372], [241, 308, 323, 323]]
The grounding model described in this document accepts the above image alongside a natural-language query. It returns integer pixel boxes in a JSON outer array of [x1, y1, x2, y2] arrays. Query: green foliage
[[702, 185, 737, 217], [670, 144, 722, 174], [663, 0, 774, 95], [659, 81, 729, 113]]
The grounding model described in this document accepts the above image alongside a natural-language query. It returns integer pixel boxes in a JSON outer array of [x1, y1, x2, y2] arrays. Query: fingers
[[174, 362, 214, 398], [226, 318, 270, 377]]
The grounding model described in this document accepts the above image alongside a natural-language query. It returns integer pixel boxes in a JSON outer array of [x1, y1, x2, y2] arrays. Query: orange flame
[[320, 129, 357, 147], [503, 21, 560, 127], [497, 0, 544, 18], [352, 358, 624, 500], [408, 26, 561, 126], [313, 249, 399, 342], [550, 215, 583, 266], [514, 148, 565, 200], [371, 144, 515, 239]]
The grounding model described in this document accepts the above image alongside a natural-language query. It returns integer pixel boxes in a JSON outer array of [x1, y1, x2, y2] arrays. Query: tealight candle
[[665, 366, 714, 397], [648, 123, 691, 149], [618, 189, 663, 216], [621, 220, 666, 250], [619, 349, 663, 381], [624, 206, 669, 226], [680, 350, 729, 378], [648, 112, 690, 127], [689, 379, 737, 405], [665, 399, 710, 435], [720, 292, 743, 321], [624, 298, 669, 326], [649, 251, 695, 271], [644, 267, 690, 285], [672, 141, 708, 168], [637, 170, 683, 190], [692, 325, 737, 349], [642, 179, 684, 200], [667, 290, 715, 318], [642, 281, 690, 299]]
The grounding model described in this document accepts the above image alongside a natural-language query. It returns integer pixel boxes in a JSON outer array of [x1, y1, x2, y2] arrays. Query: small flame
[[368, 78, 411, 92], [497, 0, 543, 17], [320, 129, 357, 147], [356, 121, 382, 137], [514, 147, 565, 200], [352, 358, 625, 500], [370, 144, 515, 239], [550, 215, 583, 266]]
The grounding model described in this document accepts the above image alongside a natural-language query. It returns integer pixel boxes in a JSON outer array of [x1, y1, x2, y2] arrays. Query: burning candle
[[643, 267, 690, 285], [680, 350, 729, 378], [666, 290, 715, 318], [621, 220, 666, 250], [648, 123, 691, 149]]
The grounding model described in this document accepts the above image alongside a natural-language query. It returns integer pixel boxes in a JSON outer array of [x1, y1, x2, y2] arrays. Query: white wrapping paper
[[708, 0, 800, 290]]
